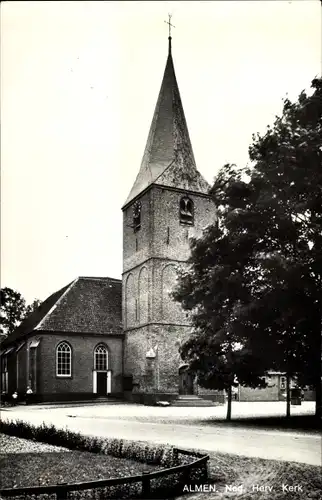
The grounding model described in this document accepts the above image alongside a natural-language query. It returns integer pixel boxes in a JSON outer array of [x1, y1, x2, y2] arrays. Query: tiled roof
[[123, 39, 209, 208], [2, 277, 122, 345], [2, 283, 71, 345]]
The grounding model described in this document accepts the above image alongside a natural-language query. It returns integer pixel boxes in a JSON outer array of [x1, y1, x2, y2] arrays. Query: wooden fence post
[[183, 466, 190, 489], [173, 448, 179, 465], [57, 486, 68, 499], [204, 458, 209, 482], [142, 471, 151, 498]]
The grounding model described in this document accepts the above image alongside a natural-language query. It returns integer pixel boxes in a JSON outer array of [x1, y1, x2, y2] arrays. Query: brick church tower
[[122, 33, 216, 401]]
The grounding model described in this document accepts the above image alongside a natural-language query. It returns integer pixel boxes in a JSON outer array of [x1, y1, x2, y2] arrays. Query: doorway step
[[171, 395, 216, 407]]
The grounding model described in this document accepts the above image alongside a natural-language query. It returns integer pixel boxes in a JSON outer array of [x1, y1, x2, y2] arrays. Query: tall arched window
[[56, 342, 72, 377], [94, 344, 108, 371], [179, 197, 194, 225]]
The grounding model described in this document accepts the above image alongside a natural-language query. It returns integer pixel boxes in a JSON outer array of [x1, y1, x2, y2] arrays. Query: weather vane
[[164, 14, 175, 38]]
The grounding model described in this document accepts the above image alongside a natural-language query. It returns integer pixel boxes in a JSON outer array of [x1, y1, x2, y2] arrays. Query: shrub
[[160, 446, 179, 468], [0, 420, 179, 468], [0, 419, 208, 499], [102, 438, 124, 458]]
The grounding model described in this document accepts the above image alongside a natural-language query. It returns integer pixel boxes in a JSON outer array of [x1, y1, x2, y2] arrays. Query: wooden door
[[179, 368, 194, 395], [97, 372, 107, 396]]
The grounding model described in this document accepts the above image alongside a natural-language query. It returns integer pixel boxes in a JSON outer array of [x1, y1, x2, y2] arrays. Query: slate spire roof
[[124, 36, 209, 208]]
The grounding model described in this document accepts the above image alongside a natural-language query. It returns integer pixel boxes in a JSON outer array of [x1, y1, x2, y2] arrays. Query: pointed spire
[[123, 20, 209, 208]]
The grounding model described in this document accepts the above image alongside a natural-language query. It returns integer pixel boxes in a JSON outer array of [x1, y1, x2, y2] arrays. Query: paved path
[[2, 402, 321, 466]]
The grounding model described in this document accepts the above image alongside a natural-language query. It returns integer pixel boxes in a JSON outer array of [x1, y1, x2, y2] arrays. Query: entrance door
[[179, 367, 194, 395], [96, 372, 107, 396]]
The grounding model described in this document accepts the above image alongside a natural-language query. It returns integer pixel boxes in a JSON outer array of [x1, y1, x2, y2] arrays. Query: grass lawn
[[0, 446, 161, 491], [176, 450, 322, 499]]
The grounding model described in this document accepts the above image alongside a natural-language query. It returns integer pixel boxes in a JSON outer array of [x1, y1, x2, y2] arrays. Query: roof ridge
[[152, 158, 176, 186], [78, 276, 121, 282], [34, 278, 79, 331]]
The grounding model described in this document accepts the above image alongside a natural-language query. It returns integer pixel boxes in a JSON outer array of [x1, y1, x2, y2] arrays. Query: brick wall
[[123, 190, 152, 274], [151, 187, 216, 262], [122, 185, 216, 395], [239, 385, 280, 402], [239, 374, 280, 401], [124, 325, 223, 399], [197, 386, 225, 400], [124, 324, 193, 393], [34, 333, 123, 397]]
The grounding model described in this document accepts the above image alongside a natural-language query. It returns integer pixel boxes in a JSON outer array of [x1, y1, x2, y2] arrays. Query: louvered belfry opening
[[179, 196, 194, 225]]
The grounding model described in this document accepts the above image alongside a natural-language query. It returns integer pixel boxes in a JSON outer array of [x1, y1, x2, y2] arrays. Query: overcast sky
[[1, 1, 321, 303]]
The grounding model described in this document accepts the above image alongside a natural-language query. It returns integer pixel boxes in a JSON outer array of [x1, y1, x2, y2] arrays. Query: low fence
[[0, 448, 209, 499]]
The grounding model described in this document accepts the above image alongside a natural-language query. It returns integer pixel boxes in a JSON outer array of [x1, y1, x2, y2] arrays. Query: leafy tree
[[0, 288, 41, 339], [180, 332, 267, 420], [238, 76, 322, 417], [174, 219, 271, 420], [174, 77, 322, 418], [25, 299, 42, 318]]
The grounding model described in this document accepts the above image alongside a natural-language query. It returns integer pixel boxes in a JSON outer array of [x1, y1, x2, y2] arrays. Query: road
[[1, 402, 320, 466]]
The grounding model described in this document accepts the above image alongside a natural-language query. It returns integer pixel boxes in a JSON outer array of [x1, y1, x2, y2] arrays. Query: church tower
[[122, 29, 216, 399]]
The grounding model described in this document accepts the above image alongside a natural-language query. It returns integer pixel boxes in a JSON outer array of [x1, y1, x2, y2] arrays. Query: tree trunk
[[226, 385, 232, 421], [315, 381, 321, 419], [309, 306, 322, 419], [316, 306, 322, 419], [314, 368, 322, 419], [286, 374, 291, 418]]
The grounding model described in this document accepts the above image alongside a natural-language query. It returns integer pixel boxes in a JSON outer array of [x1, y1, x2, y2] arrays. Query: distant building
[[238, 373, 315, 402]]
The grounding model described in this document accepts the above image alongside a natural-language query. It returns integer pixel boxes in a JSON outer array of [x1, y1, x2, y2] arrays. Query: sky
[[1, 1, 321, 304]]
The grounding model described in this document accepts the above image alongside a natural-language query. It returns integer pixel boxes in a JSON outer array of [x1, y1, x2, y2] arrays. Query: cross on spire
[[164, 14, 175, 37], [164, 14, 175, 54]]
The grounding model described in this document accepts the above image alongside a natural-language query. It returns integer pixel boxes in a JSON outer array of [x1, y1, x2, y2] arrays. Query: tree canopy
[[0, 287, 41, 339], [173, 77, 322, 418]]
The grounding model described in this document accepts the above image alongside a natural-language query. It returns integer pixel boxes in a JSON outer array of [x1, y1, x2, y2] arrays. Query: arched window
[[133, 201, 141, 232], [94, 344, 108, 371], [179, 197, 194, 225], [56, 342, 72, 377]]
